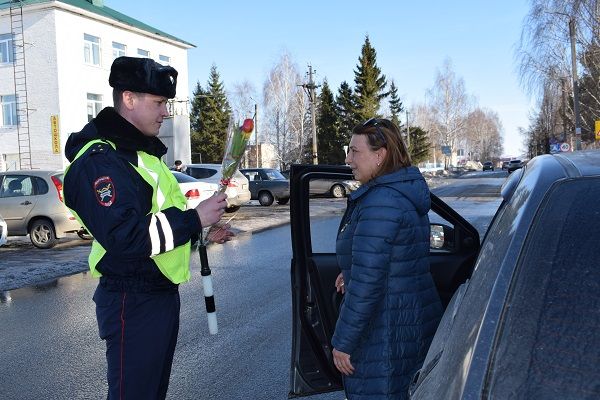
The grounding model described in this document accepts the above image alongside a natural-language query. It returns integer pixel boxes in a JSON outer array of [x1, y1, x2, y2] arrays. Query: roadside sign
[[595, 120, 600, 140], [560, 142, 570, 152], [550, 143, 560, 153], [441, 146, 451, 156], [50, 115, 61, 154]]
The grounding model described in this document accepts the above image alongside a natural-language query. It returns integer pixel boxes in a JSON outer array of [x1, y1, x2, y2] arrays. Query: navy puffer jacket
[[332, 167, 442, 400]]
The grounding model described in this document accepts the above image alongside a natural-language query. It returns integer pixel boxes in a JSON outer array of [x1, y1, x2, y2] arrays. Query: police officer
[[64, 56, 231, 399]]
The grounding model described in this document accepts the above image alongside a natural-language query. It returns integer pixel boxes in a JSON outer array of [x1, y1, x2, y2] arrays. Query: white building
[[0, 0, 194, 171]]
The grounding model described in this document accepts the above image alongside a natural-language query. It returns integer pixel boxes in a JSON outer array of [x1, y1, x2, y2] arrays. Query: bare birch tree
[[463, 108, 504, 161], [517, 0, 600, 145], [424, 58, 473, 167], [262, 51, 308, 168], [229, 80, 257, 125]]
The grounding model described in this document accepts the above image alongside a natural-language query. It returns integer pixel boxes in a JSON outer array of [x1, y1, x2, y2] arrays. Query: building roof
[[0, 0, 195, 48]]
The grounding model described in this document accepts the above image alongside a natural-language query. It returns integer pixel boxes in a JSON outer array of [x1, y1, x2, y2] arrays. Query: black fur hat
[[109, 56, 178, 99]]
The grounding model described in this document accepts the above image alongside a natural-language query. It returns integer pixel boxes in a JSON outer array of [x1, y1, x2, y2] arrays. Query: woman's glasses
[[363, 118, 387, 147]]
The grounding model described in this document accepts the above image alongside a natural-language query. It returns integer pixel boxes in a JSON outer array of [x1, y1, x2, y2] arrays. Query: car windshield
[[265, 169, 286, 180], [172, 172, 199, 183], [486, 177, 600, 397], [53, 173, 64, 184], [188, 166, 218, 179]]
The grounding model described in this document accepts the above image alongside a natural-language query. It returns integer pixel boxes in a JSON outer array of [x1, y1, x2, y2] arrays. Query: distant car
[[185, 164, 251, 212], [0, 170, 82, 248], [463, 160, 483, 171], [288, 151, 600, 399], [507, 159, 523, 173], [281, 169, 360, 198], [0, 214, 7, 246], [171, 171, 218, 210], [482, 161, 494, 171], [501, 161, 510, 170], [240, 168, 290, 206]]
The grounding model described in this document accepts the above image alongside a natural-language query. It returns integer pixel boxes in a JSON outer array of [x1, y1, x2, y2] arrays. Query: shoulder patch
[[89, 142, 110, 155], [94, 176, 116, 207]]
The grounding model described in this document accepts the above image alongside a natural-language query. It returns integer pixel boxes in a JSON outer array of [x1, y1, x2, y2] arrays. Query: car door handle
[[20, 201, 32, 205]]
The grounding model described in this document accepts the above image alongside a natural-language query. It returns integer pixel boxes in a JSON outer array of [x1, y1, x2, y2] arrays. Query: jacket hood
[[349, 166, 431, 215], [65, 107, 167, 162]]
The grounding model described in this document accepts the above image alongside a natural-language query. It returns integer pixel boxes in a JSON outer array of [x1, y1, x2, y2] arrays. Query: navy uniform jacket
[[64, 107, 201, 292]]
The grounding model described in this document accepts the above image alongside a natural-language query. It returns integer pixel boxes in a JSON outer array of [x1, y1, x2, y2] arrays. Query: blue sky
[[105, 0, 533, 157]]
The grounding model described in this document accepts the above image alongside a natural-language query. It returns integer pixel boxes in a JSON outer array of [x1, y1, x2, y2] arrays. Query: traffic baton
[[199, 241, 218, 334]]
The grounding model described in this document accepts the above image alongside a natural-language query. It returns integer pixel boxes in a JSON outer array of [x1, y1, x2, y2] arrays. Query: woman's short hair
[[352, 118, 412, 178]]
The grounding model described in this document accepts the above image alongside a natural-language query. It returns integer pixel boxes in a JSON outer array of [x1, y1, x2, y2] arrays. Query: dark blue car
[[288, 150, 600, 399]]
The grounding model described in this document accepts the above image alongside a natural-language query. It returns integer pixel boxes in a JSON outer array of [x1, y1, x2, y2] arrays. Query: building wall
[[0, 2, 191, 171]]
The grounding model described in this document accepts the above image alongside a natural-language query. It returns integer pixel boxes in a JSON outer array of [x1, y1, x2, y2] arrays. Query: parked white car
[[0, 214, 7, 246], [171, 171, 218, 210], [185, 164, 251, 212]]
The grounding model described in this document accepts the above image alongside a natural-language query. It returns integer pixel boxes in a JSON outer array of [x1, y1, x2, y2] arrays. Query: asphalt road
[[0, 174, 506, 399]]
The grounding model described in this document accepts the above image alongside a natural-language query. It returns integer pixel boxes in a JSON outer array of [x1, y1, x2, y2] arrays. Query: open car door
[[288, 164, 481, 398]]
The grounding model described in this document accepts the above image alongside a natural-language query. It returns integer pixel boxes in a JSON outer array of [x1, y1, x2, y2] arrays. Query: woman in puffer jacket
[[332, 118, 442, 400]]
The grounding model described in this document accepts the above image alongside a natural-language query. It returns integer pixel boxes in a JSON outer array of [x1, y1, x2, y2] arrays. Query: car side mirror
[[430, 223, 455, 250]]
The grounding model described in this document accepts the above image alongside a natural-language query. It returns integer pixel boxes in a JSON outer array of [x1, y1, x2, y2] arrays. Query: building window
[[1, 95, 17, 127], [137, 48, 149, 57], [84, 33, 101, 65], [0, 33, 14, 64], [159, 54, 171, 65], [87, 93, 102, 122], [112, 41, 126, 59]]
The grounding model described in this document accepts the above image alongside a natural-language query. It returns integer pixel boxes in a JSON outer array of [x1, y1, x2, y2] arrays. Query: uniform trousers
[[93, 284, 180, 400]]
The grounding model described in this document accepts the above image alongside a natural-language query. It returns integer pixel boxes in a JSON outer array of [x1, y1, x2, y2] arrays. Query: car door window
[[485, 177, 600, 399], [0, 175, 34, 198], [33, 176, 49, 195]]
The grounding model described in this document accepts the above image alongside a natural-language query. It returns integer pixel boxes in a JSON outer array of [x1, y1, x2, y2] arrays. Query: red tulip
[[241, 118, 254, 133]]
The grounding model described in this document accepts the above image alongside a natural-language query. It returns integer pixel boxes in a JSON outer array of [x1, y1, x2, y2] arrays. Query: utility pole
[[569, 17, 582, 151], [405, 110, 411, 148], [301, 65, 319, 164], [254, 103, 259, 167]]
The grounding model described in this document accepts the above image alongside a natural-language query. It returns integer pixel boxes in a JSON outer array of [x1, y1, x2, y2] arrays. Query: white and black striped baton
[[199, 242, 218, 334]]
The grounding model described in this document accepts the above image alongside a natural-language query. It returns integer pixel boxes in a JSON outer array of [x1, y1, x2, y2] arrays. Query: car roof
[[0, 170, 62, 177], [187, 164, 221, 169]]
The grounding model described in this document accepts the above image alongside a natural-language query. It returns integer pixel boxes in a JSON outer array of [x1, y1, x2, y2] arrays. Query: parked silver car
[[0, 171, 82, 248], [185, 164, 251, 212]]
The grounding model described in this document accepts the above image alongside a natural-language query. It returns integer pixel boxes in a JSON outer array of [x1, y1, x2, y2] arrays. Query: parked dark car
[[482, 161, 494, 171], [288, 150, 600, 399], [240, 168, 290, 206], [281, 168, 360, 198], [507, 159, 523, 173], [501, 160, 510, 170]]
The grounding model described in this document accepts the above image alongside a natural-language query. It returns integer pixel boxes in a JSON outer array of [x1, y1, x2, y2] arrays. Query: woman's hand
[[335, 272, 345, 294], [207, 223, 234, 244], [332, 348, 354, 375]]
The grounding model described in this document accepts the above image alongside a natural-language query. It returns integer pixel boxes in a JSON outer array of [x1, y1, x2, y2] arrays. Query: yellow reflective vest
[[65, 139, 192, 284]]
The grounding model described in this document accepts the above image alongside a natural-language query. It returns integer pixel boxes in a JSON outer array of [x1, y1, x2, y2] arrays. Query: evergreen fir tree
[[317, 80, 345, 164], [388, 80, 403, 128], [190, 82, 206, 133], [336, 81, 357, 144], [353, 35, 387, 121], [189, 65, 231, 163], [408, 126, 431, 164]]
